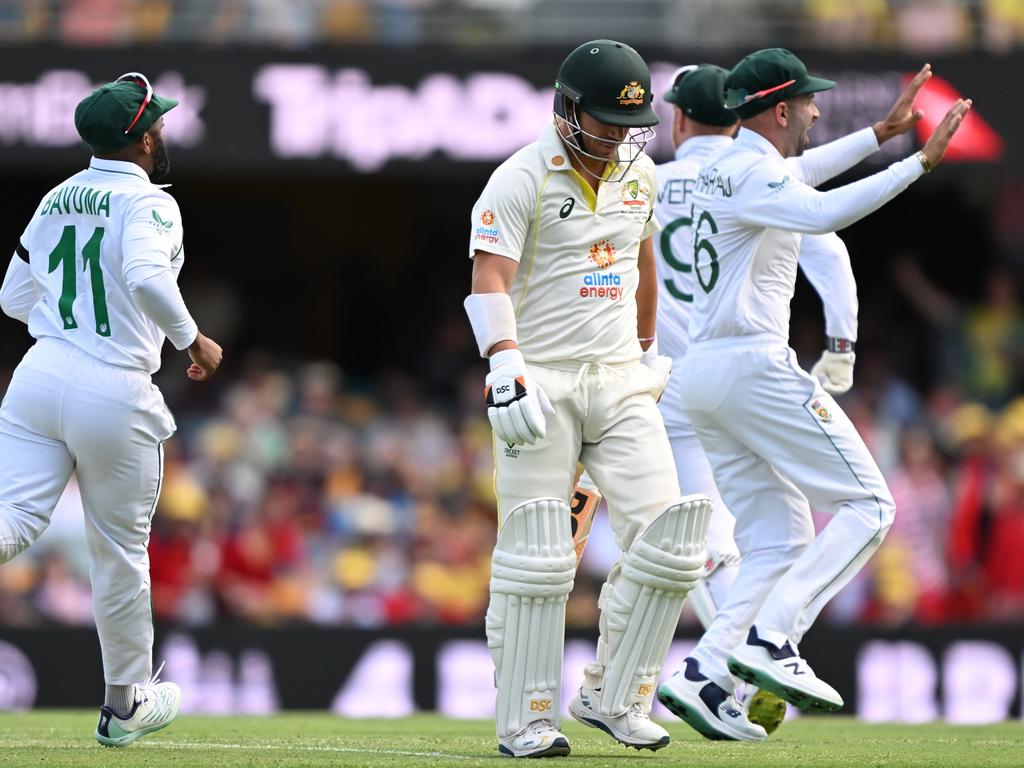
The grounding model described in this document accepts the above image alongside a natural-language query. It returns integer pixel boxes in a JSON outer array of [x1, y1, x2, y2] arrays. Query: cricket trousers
[[679, 335, 895, 691], [0, 337, 175, 685]]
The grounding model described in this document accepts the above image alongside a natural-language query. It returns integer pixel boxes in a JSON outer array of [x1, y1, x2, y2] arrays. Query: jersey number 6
[[660, 206, 720, 303]]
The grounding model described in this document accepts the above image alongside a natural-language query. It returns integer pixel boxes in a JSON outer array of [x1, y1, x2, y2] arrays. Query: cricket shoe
[[94, 665, 181, 747], [728, 626, 843, 713], [497, 719, 571, 758], [568, 686, 670, 751], [744, 687, 787, 734], [656, 658, 767, 742]]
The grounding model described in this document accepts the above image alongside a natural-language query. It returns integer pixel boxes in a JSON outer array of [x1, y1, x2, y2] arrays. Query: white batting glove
[[811, 350, 856, 395], [640, 338, 672, 401], [485, 349, 554, 446]]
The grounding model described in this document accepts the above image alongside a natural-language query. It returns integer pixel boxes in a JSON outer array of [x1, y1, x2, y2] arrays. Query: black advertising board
[[0, 46, 1013, 178]]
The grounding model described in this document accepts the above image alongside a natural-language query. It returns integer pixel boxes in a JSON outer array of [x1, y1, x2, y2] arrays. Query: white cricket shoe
[[656, 658, 767, 742], [727, 626, 844, 713], [568, 686, 670, 751], [94, 666, 181, 747], [497, 719, 571, 758]]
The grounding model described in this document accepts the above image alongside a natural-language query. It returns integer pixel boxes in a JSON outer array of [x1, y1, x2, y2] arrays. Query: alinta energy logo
[[581, 240, 622, 300], [474, 209, 499, 245]]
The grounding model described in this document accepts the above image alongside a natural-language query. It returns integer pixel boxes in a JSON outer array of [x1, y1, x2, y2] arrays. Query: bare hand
[[920, 98, 973, 169], [187, 332, 223, 381], [873, 64, 931, 144]]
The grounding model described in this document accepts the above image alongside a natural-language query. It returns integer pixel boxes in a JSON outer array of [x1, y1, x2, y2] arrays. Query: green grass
[[0, 713, 1021, 767]]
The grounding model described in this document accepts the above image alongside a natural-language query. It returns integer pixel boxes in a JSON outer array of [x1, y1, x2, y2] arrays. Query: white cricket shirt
[[17, 158, 189, 373], [469, 121, 659, 366], [689, 127, 923, 344]]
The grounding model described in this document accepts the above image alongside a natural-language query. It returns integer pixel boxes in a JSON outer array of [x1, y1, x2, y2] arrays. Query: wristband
[[827, 337, 856, 353], [915, 151, 932, 174], [464, 292, 518, 358]]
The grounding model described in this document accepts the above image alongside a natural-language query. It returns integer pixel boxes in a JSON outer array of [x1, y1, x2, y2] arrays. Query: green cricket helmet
[[554, 39, 659, 127], [553, 40, 657, 181]]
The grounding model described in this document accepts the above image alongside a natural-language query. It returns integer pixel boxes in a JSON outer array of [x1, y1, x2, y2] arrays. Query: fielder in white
[[0, 73, 222, 746], [661, 49, 969, 719], [574, 62, 864, 741], [464, 40, 711, 757]]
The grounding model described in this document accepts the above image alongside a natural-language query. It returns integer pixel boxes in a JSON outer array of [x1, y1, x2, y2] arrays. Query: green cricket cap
[[74, 74, 178, 154], [724, 48, 835, 119], [663, 64, 738, 128]]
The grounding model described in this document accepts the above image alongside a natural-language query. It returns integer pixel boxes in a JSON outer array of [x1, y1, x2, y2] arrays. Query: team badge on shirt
[[619, 177, 650, 222], [810, 399, 833, 424]]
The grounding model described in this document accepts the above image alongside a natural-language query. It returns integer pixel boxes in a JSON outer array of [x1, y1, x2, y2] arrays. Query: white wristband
[[464, 292, 517, 358]]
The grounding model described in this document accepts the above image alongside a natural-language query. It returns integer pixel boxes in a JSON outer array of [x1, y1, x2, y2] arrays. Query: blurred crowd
[[0, 0, 1020, 52], [1, 257, 1024, 630]]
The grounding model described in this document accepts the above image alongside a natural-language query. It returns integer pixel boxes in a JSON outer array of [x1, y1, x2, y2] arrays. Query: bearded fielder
[[465, 40, 710, 757], [0, 73, 222, 745], [664, 49, 969, 720]]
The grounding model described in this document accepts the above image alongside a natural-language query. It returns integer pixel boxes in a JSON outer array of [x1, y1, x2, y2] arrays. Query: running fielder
[[0, 73, 222, 746], [465, 40, 710, 757], [666, 49, 968, 718]]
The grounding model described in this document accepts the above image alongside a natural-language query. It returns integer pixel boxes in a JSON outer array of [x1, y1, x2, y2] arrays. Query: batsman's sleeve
[[468, 163, 536, 262], [736, 153, 925, 234], [788, 127, 879, 188], [798, 233, 858, 341], [0, 248, 39, 324]]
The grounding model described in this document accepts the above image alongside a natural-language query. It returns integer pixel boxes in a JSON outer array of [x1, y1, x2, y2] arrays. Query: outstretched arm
[[791, 64, 932, 188]]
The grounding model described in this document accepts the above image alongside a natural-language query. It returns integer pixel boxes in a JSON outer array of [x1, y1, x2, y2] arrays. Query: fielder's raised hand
[[919, 98, 973, 170], [485, 348, 554, 446], [873, 64, 931, 144]]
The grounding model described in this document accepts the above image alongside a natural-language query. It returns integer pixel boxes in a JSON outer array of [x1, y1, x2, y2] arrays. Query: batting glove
[[640, 339, 672, 401], [811, 350, 855, 395], [485, 349, 554, 446]]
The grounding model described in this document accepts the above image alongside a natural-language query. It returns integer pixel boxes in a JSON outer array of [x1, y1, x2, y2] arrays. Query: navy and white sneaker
[[497, 719, 571, 758], [569, 686, 670, 751], [656, 658, 767, 741], [728, 626, 843, 713]]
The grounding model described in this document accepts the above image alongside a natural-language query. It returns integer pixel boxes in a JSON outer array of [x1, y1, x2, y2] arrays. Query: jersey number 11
[[48, 225, 111, 337]]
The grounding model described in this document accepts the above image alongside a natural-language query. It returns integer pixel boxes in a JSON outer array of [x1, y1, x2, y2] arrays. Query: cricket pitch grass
[[0, 712, 1020, 767]]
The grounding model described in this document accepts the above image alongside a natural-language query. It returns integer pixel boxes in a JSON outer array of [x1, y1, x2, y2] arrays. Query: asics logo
[[559, 197, 575, 219]]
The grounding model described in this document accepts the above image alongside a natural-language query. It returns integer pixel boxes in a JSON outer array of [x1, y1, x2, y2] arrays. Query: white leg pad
[[487, 498, 576, 738], [591, 494, 711, 716]]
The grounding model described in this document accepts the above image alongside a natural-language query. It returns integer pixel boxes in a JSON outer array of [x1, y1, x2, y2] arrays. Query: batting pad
[[487, 498, 576, 738], [594, 494, 711, 716]]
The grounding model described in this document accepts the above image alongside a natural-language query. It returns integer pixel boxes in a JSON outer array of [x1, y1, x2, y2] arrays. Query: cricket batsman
[[464, 40, 711, 757], [0, 73, 222, 745]]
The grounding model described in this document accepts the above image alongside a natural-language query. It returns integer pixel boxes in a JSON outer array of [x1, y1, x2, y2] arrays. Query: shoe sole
[[568, 706, 669, 751], [656, 685, 765, 742], [94, 718, 175, 748], [746, 689, 787, 735], [498, 737, 571, 758], [728, 655, 842, 713]]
